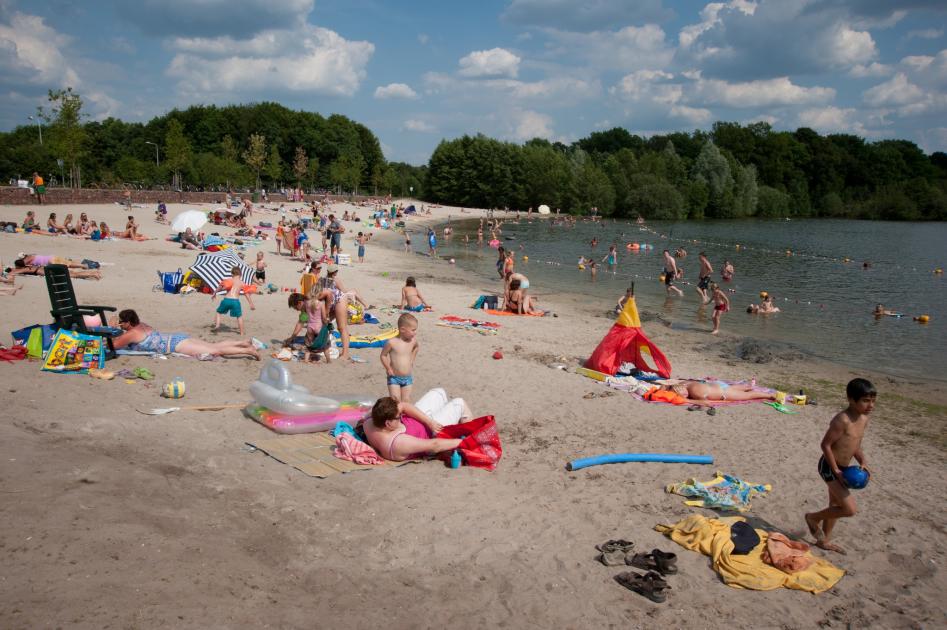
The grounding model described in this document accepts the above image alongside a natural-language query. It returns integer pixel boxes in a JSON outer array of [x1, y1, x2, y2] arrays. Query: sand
[[1, 200, 945, 628]]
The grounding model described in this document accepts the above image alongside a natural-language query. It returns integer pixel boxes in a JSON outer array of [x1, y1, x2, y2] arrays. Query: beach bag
[[41, 329, 105, 374], [437, 416, 502, 471], [11, 324, 57, 357], [159, 268, 184, 294]]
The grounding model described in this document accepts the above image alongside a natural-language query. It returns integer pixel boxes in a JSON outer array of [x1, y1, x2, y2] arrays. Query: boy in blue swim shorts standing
[[380, 313, 419, 402], [212, 266, 255, 335]]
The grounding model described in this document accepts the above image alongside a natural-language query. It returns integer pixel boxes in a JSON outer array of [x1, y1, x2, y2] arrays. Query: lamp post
[[27, 115, 42, 145], [145, 141, 160, 167]]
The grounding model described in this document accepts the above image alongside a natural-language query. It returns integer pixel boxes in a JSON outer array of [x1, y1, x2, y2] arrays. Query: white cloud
[[849, 62, 891, 78], [510, 109, 554, 141], [906, 28, 943, 40], [374, 83, 418, 100], [502, 0, 672, 32], [403, 119, 435, 132], [613, 70, 679, 103], [863, 73, 924, 107], [166, 24, 373, 97], [797, 106, 858, 131], [692, 77, 835, 107], [828, 25, 877, 66], [679, 0, 757, 49], [542, 24, 674, 72], [0, 11, 80, 87], [458, 48, 521, 78], [670, 105, 712, 124], [423, 71, 600, 105]]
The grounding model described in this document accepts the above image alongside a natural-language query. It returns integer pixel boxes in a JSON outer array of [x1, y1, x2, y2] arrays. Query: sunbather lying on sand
[[362, 389, 472, 461], [110, 309, 259, 359], [660, 380, 776, 405], [6, 262, 101, 280]]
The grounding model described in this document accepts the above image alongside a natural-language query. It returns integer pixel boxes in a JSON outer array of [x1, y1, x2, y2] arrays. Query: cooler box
[[336, 254, 351, 266]]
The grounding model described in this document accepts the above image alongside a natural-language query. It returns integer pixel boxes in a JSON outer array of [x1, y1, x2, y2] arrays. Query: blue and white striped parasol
[[189, 250, 254, 289]]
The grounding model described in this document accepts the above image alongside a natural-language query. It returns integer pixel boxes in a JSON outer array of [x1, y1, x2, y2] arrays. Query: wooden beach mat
[[246, 432, 417, 478]]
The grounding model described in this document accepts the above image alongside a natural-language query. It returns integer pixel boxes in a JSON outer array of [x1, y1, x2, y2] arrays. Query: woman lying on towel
[[109, 309, 259, 359], [6, 255, 102, 280], [658, 380, 776, 405], [362, 389, 472, 461]]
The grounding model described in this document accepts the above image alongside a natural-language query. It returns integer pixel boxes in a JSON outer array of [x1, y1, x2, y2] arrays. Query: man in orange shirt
[[32, 172, 45, 205]]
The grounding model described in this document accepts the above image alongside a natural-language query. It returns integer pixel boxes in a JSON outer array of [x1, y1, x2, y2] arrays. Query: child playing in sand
[[380, 313, 419, 402], [357, 232, 367, 263], [400, 277, 431, 312], [254, 252, 267, 285], [212, 267, 255, 335], [710, 282, 729, 334], [288, 292, 332, 363], [615, 287, 634, 314], [805, 378, 875, 554]]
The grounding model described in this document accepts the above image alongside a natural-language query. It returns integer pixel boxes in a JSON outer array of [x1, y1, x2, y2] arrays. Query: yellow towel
[[655, 514, 844, 593]]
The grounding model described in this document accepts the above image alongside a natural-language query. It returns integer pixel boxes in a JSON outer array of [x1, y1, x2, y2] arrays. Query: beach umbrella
[[537, 204, 551, 214], [189, 250, 254, 289], [585, 285, 672, 378], [170, 209, 208, 233]]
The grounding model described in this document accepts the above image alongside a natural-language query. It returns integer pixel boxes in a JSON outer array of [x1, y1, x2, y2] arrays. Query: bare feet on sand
[[806, 513, 846, 554]]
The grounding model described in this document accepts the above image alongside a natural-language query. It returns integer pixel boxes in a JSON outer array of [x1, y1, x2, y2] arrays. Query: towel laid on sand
[[655, 514, 843, 593], [666, 472, 771, 512]]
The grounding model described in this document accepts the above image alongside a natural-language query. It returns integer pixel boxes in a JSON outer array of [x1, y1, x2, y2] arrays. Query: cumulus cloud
[[458, 48, 521, 78], [502, 0, 673, 32], [692, 77, 835, 107], [906, 28, 943, 40], [113, 0, 314, 38], [423, 71, 600, 105], [849, 62, 891, 78], [613, 69, 679, 103], [166, 24, 373, 97], [543, 24, 674, 72], [374, 83, 418, 99], [670, 104, 713, 124], [678, 1, 878, 80], [863, 73, 924, 106], [510, 109, 555, 141], [797, 106, 858, 131], [0, 11, 80, 88], [404, 119, 435, 132]]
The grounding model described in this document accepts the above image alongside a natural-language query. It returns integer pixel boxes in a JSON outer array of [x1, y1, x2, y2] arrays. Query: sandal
[[687, 404, 701, 412], [615, 571, 670, 603], [706, 406, 717, 416], [596, 539, 635, 566], [626, 549, 678, 575]]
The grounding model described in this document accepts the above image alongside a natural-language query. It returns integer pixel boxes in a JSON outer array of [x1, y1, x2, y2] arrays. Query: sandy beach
[[1, 200, 945, 628]]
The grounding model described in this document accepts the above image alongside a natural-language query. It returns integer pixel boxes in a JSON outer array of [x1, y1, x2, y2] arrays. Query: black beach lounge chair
[[43, 264, 119, 359]]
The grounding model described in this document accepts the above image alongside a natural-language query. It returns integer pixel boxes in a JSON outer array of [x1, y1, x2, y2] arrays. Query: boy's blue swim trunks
[[216, 297, 242, 318]]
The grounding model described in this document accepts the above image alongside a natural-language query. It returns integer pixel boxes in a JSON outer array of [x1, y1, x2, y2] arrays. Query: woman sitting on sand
[[46, 212, 67, 234], [504, 278, 541, 315], [361, 390, 472, 462], [110, 309, 259, 359], [658, 380, 776, 404], [116, 216, 148, 241]]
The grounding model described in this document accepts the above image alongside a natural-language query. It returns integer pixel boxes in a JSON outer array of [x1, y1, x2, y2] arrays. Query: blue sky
[[1, 0, 946, 164]]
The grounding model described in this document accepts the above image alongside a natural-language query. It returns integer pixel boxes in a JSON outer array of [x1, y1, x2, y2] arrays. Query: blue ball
[[842, 465, 869, 489]]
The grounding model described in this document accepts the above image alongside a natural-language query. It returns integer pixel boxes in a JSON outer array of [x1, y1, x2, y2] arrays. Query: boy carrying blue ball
[[805, 378, 875, 554]]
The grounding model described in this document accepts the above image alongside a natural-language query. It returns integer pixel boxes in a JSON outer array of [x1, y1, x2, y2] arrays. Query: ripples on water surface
[[430, 218, 946, 381]]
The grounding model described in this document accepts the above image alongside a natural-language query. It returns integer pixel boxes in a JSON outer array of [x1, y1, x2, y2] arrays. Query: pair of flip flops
[[687, 404, 717, 415]]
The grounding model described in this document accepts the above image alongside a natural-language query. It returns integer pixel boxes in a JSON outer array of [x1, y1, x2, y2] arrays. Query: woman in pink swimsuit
[[363, 390, 471, 461]]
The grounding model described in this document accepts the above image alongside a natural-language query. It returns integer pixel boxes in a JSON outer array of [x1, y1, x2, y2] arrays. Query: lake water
[[426, 217, 946, 382]]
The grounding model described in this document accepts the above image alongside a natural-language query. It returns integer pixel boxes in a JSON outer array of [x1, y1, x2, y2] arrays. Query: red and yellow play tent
[[585, 291, 672, 378]]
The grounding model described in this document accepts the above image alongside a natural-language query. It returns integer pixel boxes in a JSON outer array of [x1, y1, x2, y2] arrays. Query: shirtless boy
[[662, 250, 683, 297], [696, 252, 713, 303], [213, 267, 255, 335], [380, 313, 419, 402], [805, 378, 875, 554]]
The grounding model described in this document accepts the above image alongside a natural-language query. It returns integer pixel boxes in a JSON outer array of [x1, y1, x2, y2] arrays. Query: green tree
[[264, 143, 283, 186], [242, 133, 266, 190], [292, 146, 308, 188], [41, 87, 87, 188], [164, 119, 191, 189], [329, 151, 365, 195], [307, 157, 320, 190], [692, 141, 735, 218]]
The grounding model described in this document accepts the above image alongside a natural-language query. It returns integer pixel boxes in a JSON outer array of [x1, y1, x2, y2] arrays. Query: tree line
[[0, 90, 424, 198], [2, 89, 945, 219], [425, 125, 947, 220]]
